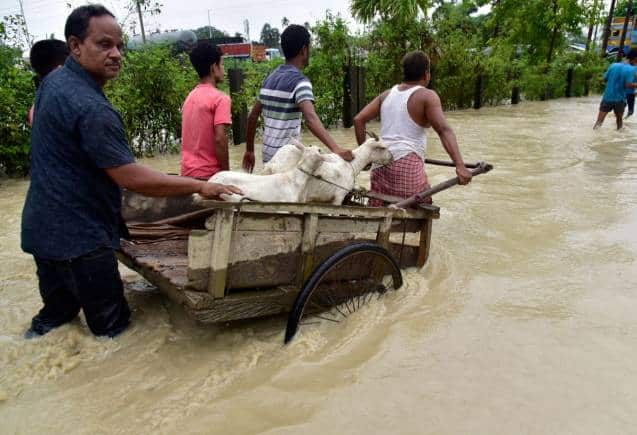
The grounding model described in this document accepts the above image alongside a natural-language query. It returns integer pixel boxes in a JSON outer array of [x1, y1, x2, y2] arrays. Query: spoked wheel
[[284, 242, 403, 344]]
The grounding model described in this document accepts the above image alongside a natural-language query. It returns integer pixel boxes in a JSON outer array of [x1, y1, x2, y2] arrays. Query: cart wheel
[[284, 242, 403, 344]]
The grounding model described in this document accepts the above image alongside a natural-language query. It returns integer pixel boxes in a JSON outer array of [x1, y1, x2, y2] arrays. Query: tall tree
[[1, 13, 32, 49], [619, 0, 634, 54], [192, 26, 227, 40], [282, 17, 290, 28], [260, 23, 281, 48], [615, 0, 634, 16], [350, 0, 431, 23], [585, 0, 601, 51], [601, 0, 617, 55], [489, 0, 585, 63]]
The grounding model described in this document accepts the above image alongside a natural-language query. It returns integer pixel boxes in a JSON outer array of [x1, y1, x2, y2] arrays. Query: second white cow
[[207, 145, 324, 203], [262, 138, 393, 205]]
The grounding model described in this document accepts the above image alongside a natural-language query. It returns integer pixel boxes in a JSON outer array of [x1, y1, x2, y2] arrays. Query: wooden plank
[[188, 232, 302, 291], [318, 216, 422, 234], [197, 200, 439, 220], [417, 218, 434, 268], [226, 232, 301, 288], [205, 213, 303, 232], [188, 227, 425, 291], [376, 215, 393, 249], [188, 230, 213, 282], [189, 287, 299, 323], [299, 213, 319, 285], [183, 289, 216, 310], [116, 251, 187, 306], [208, 208, 234, 299], [205, 213, 423, 234]]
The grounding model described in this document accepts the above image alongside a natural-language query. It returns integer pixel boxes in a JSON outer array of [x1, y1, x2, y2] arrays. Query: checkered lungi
[[370, 152, 431, 207]]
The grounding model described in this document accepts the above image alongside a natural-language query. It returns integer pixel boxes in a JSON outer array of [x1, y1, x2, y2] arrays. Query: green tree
[[0, 21, 34, 176], [2, 13, 32, 48], [260, 23, 281, 48], [360, 16, 433, 90], [304, 12, 353, 126], [192, 25, 227, 40], [432, 0, 491, 44], [350, 0, 431, 23], [614, 0, 634, 16], [106, 45, 197, 156], [584, 0, 603, 51], [489, 0, 586, 63]]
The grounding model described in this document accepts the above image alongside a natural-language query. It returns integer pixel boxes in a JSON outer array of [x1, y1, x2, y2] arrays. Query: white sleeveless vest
[[379, 85, 428, 162]]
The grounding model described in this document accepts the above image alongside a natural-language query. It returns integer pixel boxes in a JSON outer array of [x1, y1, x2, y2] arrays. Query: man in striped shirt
[[243, 24, 353, 172]]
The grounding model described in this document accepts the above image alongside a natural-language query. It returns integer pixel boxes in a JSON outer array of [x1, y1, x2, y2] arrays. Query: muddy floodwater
[[2, 96, 637, 434]]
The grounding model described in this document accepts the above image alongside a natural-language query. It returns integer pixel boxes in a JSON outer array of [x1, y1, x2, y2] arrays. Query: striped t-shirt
[[258, 64, 314, 162]]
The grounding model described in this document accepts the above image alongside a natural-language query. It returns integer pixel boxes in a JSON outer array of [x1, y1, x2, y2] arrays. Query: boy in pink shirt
[[181, 41, 231, 178]]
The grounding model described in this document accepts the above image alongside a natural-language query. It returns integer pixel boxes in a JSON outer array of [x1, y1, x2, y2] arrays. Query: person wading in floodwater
[[242, 24, 353, 172], [353, 50, 472, 206], [594, 49, 637, 130], [180, 41, 232, 179], [21, 4, 240, 339]]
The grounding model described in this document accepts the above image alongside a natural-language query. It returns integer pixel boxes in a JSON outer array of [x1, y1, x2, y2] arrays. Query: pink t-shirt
[[181, 84, 232, 178]]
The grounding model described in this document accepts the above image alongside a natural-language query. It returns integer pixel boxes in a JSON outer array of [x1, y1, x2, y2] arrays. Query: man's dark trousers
[[627, 93, 635, 116], [29, 247, 130, 337]]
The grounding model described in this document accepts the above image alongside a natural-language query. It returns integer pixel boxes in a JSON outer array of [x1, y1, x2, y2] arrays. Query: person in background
[[28, 39, 69, 125], [243, 24, 353, 172], [180, 41, 232, 179], [22, 4, 240, 340], [594, 49, 637, 130], [624, 53, 637, 119], [353, 51, 472, 207]]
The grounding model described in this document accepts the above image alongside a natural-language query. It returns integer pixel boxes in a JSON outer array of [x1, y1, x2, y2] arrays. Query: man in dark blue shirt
[[21, 5, 240, 338]]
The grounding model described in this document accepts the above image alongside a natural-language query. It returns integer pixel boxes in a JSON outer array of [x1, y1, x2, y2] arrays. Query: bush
[[106, 45, 196, 156], [433, 32, 481, 110], [362, 17, 431, 101], [519, 52, 607, 101], [0, 44, 34, 176], [305, 12, 352, 127], [229, 58, 283, 120]]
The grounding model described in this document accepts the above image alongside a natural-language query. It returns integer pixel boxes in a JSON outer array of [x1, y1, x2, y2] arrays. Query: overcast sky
[[0, 0, 613, 48], [1, 0, 360, 44]]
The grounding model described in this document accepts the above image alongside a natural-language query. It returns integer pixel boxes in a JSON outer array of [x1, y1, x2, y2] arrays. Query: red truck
[[218, 43, 267, 62]]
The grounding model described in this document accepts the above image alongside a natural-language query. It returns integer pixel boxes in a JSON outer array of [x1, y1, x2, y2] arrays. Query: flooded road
[[2, 96, 637, 434]]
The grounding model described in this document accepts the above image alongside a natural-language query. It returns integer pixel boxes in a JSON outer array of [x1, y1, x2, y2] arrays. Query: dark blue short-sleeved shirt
[[21, 57, 135, 260]]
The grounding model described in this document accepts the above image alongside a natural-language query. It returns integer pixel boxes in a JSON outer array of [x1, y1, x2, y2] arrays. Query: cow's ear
[[291, 137, 305, 150]]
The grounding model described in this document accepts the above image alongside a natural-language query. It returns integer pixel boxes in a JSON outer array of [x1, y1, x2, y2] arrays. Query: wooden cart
[[118, 192, 440, 342]]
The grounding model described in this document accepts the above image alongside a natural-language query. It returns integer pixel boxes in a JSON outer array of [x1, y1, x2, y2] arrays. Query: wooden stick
[[425, 158, 482, 169], [393, 162, 494, 209]]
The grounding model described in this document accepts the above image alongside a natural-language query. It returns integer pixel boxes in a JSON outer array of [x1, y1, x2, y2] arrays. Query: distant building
[[607, 16, 637, 54]]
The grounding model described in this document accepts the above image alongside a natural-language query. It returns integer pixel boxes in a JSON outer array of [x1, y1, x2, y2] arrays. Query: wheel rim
[[285, 243, 403, 343]]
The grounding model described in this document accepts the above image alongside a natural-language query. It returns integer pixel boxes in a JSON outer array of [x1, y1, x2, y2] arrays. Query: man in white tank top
[[353, 51, 472, 206]]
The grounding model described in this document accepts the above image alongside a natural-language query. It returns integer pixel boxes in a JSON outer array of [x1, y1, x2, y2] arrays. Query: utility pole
[[17, 0, 32, 48], [601, 0, 617, 57], [136, 0, 147, 44], [208, 10, 212, 39], [620, 0, 634, 55]]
